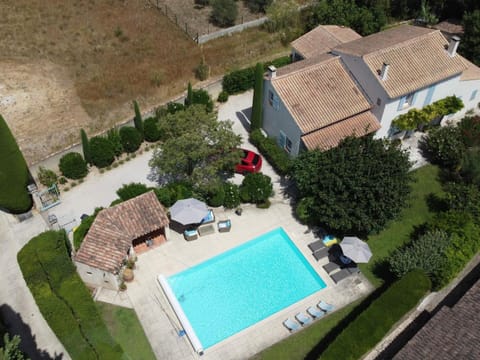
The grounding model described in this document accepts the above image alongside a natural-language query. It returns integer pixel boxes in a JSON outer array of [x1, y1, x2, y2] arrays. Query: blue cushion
[[201, 210, 214, 223]]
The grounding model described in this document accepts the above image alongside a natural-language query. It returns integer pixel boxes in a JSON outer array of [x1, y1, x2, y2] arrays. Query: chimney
[[447, 36, 460, 57], [267, 65, 277, 80], [380, 62, 390, 81]]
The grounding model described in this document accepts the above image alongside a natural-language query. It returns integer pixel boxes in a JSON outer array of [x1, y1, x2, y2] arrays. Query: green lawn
[[360, 164, 444, 287], [252, 165, 443, 359], [97, 302, 156, 360]]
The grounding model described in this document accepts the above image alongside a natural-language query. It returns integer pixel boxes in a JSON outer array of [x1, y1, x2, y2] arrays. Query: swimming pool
[[165, 227, 326, 350]]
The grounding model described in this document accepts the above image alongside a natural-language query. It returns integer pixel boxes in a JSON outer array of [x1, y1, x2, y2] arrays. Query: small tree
[[80, 129, 91, 164], [239, 173, 273, 204], [144, 117, 161, 142], [89, 136, 115, 168], [116, 183, 150, 201], [223, 182, 240, 208], [185, 82, 194, 107], [419, 125, 465, 169], [59, 152, 88, 180], [133, 100, 144, 138], [251, 63, 264, 130], [211, 0, 238, 27], [106, 127, 124, 157], [119, 126, 143, 153], [37, 166, 58, 187]]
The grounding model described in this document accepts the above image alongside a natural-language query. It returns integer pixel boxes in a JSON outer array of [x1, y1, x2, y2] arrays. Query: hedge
[[222, 56, 291, 95], [321, 270, 431, 360], [0, 114, 32, 213], [18, 230, 123, 359], [249, 129, 293, 176]]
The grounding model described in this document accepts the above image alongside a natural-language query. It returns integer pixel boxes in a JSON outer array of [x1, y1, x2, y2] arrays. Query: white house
[[262, 24, 480, 156]]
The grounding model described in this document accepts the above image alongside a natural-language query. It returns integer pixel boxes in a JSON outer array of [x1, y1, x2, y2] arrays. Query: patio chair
[[295, 312, 312, 326], [330, 268, 351, 284], [317, 300, 335, 313], [308, 239, 326, 252], [348, 266, 360, 274], [322, 262, 340, 274], [313, 247, 329, 261], [283, 318, 301, 332], [200, 209, 215, 224], [217, 219, 231, 233], [183, 229, 199, 241], [307, 306, 325, 319]]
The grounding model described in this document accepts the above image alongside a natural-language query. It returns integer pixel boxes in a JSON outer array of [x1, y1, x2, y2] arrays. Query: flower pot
[[123, 268, 134, 282]]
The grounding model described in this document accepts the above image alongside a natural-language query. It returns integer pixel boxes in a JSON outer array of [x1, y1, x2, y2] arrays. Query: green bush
[[18, 230, 123, 359], [249, 129, 292, 175], [217, 91, 229, 103], [165, 102, 185, 114], [73, 207, 103, 250], [419, 125, 466, 169], [143, 117, 161, 142], [240, 172, 273, 204], [58, 176, 67, 185], [211, 0, 238, 27], [459, 115, 480, 147], [195, 59, 210, 81], [133, 100, 144, 138], [321, 270, 431, 360], [0, 114, 33, 213], [106, 127, 123, 157], [116, 183, 151, 201], [223, 182, 240, 208], [37, 166, 58, 187], [460, 147, 480, 185], [90, 136, 115, 168], [59, 152, 88, 180], [202, 182, 225, 207], [80, 129, 91, 164], [245, 0, 272, 13], [191, 89, 214, 112], [119, 126, 143, 153], [154, 182, 193, 207]]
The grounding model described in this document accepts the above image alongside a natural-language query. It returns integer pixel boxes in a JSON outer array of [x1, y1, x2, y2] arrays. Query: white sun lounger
[[307, 306, 325, 319], [283, 318, 301, 332], [295, 312, 312, 326], [317, 300, 335, 313]]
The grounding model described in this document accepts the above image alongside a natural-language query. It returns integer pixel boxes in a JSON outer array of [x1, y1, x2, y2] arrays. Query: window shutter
[[470, 90, 478, 101], [411, 92, 418, 106], [278, 131, 286, 148], [424, 85, 435, 106], [273, 94, 280, 110], [397, 96, 406, 111]]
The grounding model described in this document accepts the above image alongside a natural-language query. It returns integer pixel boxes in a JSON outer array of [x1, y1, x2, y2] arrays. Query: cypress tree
[[251, 63, 264, 130], [185, 82, 193, 107], [80, 129, 91, 165], [133, 100, 144, 138]]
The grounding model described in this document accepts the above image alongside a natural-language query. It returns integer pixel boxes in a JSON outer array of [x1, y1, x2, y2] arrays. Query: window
[[285, 137, 293, 153], [470, 90, 478, 101], [398, 92, 416, 111], [268, 90, 274, 106], [376, 98, 381, 106], [268, 90, 279, 110], [279, 130, 292, 153]]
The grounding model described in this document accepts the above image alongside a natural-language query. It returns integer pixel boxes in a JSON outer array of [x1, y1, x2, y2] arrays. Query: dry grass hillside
[[0, 0, 286, 164]]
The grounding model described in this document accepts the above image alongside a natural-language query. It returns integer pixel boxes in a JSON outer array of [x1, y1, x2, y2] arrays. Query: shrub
[[106, 127, 123, 157], [119, 127, 142, 153], [419, 125, 465, 169], [240, 172, 273, 204], [249, 129, 293, 175], [133, 100, 144, 138], [321, 270, 430, 360], [251, 63, 264, 130], [116, 183, 150, 201], [165, 102, 185, 114], [460, 148, 480, 185], [58, 176, 67, 185], [245, 0, 272, 13], [444, 182, 480, 220], [59, 152, 88, 180], [195, 59, 210, 81], [222, 66, 256, 95], [37, 166, 58, 187], [211, 0, 238, 27], [154, 182, 193, 207], [18, 230, 123, 359], [80, 129, 91, 164], [0, 115, 32, 213], [185, 82, 193, 107], [223, 182, 240, 208], [202, 182, 225, 207], [192, 89, 214, 112], [459, 115, 480, 147], [217, 91, 229, 103], [89, 136, 115, 168], [195, 0, 210, 5]]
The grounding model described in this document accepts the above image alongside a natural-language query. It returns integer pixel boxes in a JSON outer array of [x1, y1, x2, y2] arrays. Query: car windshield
[[252, 154, 260, 165]]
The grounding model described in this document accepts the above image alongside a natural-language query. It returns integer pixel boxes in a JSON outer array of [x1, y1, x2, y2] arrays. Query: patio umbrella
[[170, 198, 209, 225], [340, 236, 372, 263]]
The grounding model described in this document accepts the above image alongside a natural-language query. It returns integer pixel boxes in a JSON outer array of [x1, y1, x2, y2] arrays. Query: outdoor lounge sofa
[[295, 312, 312, 326], [313, 247, 329, 261], [308, 239, 326, 252], [217, 219, 231, 233], [348, 266, 360, 274], [283, 318, 301, 332], [317, 300, 335, 313], [330, 268, 351, 284], [184, 229, 199, 241], [307, 306, 325, 319], [323, 262, 340, 274]]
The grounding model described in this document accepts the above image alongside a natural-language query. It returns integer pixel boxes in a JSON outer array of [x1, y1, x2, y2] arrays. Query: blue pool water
[[167, 227, 326, 349]]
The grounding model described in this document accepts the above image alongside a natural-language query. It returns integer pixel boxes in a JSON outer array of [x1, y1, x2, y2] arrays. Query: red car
[[235, 149, 262, 174]]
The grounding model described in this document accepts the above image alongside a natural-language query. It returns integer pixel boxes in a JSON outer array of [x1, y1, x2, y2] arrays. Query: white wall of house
[[262, 80, 304, 156], [75, 262, 119, 291], [454, 79, 480, 117]]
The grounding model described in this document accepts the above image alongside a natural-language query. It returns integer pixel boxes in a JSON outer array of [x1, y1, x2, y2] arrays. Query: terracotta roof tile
[[272, 56, 371, 133], [333, 25, 468, 98], [460, 57, 480, 81], [291, 25, 361, 59], [75, 191, 169, 273], [301, 111, 380, 151]]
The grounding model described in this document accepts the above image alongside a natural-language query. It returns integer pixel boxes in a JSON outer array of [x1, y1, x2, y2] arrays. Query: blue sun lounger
[[317, 300, 335, 313], [283, 318, 301, 332], [295, 312, 312, 326], [307, 306, 325, 319]]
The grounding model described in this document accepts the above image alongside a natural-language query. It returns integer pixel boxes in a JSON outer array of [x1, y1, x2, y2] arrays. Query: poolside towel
[[331, 268, 351, 284], [307, 306, 325, 319], [313, 247, 329, 261], [322, 262, 340, 274], [283, 318, 301, 332], [323, 235, 338, 247], [317, 300, 335, 313], [295, 312, 313, 326], [308, 239, 326, 252]]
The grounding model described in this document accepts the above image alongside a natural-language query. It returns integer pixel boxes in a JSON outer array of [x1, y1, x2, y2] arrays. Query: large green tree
[[292, 136, 413, 235], [149, 105, 241, 186], [460, 10, 480, 66], [0, 115, 32, 213], [251, 63, 264, 130]]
